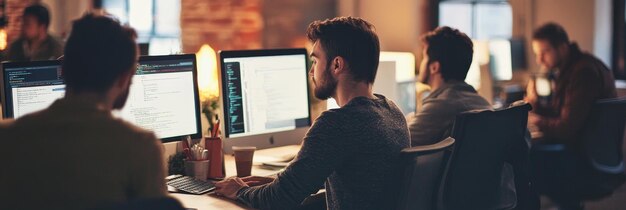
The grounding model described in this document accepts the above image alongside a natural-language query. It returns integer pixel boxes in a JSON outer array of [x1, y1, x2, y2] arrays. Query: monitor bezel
[[1, 60, 62, 119], [138, 54, 204, 143], [218, 48, 312, 139]]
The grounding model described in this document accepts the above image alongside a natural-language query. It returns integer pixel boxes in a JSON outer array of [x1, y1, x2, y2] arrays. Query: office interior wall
[[508, 0, 612, 89], [180, 0, 263, 54], [531, 0, 613, 71], [338, 0, 425, 65], [41, 0, 90, 40]]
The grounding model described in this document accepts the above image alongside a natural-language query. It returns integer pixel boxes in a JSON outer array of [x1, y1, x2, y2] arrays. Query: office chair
[[440, 102, 538, 210], [582, 97, 626, 196], [533, 97, 626, 207], [396, 137, 455, 210]]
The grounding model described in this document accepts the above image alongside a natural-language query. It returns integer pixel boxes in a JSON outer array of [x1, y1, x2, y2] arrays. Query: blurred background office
[[0, 0, 625, 209]]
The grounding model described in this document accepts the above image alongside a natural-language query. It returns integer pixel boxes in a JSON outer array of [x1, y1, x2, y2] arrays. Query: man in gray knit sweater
[[215, 17, 411, 210]]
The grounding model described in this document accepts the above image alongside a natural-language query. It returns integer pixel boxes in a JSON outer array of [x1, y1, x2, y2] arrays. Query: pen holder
[[184, 159, 209, 181], [205, 136, 225, 179]]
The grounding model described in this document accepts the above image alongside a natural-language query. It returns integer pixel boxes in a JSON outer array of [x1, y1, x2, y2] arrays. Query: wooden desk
[[171, 145, 301, 210]]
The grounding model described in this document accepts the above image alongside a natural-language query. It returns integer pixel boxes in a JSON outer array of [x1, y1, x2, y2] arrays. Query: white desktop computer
[[0, 55, 203, 142], [218, 48, 311, 154]]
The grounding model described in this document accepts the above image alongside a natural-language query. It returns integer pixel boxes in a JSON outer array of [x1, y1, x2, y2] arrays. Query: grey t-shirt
[[237, 94, 410, 210]]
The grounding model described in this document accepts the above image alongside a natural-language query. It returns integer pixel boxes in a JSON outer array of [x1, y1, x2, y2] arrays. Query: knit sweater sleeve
[[236, 112, 347, 210]]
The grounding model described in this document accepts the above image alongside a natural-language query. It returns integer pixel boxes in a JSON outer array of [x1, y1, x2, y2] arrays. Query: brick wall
[[5, 0, 39, 43], [262, 0, 335, 49], [180, 0, 263, 53], [180, 0, 336, 121]]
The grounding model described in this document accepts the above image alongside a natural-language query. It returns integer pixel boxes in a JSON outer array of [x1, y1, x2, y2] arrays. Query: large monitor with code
[[219, 48, 311, 154], [1, 54, 202, 142]]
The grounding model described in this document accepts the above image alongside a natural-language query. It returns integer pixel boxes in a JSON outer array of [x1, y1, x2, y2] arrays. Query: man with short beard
[[215, 17, 410, 210], [408, 26, 491, 146], [0, 14, 172, 210]]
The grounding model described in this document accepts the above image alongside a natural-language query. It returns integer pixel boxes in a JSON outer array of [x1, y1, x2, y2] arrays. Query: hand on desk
[[215, 176, 276, 200], [215, 177, 249, 200]]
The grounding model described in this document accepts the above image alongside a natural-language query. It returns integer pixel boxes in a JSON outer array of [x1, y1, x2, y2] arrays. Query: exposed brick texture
[[180, 0, 263, 53]]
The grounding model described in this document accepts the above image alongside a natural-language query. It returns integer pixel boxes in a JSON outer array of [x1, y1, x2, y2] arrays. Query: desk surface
[[171, 145, 301, 210]]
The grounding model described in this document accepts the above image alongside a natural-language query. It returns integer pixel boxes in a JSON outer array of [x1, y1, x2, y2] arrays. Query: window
[[439, 0, 512, 40], [104, 0, 181, 55]]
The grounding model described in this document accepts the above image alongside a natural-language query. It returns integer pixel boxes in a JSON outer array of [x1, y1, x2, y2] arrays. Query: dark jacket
[[532, 43, 617, 148]]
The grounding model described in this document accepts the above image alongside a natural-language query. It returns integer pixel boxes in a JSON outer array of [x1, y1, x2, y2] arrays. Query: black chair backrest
[[579, 97, 626, 198], [583, 97, 626, 175], [441, 102, 533, 210], [396, 137, 455, 210]]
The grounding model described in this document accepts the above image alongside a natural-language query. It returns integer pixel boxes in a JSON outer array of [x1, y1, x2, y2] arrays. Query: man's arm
[[236, 113, 347, 210], [539, 67, 601, 142]]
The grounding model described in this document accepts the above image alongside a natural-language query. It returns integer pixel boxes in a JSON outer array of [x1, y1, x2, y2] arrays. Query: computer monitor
[[489, 39, 513, 81], [0, 54, 202, 142], [114, 54, 203, 142], [1, 60, 64, 119], [219, 48, 311, 154]]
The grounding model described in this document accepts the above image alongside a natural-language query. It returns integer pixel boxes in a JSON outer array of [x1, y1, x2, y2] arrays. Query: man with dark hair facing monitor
[[215, 16, 410, 210], [407, 26, 491, 146], [526, 23, 617, 210], [407, 27, 528, 209], [4, 3, 63, 61], [0, 14, 174, 210]]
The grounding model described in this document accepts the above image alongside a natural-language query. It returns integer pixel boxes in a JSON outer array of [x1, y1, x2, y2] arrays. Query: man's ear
[[429, 60, 441, 75], [332, 56, 346, 75]]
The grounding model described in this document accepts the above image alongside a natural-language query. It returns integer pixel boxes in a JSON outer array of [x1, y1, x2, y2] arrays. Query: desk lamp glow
[[196, 44, 220, 136]]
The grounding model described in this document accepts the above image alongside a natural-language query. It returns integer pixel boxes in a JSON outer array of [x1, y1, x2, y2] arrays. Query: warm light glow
[[0, 29, 7, 50], [196, 44, 219, 101]]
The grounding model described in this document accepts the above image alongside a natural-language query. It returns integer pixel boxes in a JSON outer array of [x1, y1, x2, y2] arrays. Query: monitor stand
[[222, 127, 308, 154]]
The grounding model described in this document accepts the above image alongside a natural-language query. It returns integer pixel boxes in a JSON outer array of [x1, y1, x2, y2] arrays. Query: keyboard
[[166, 175, 216, 195]]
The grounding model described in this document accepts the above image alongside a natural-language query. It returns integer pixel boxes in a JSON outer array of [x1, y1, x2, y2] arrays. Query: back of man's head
[[421, 26, 473, 82], [533, 22, 569, 48], [23, 4, 50, 29], [306, 16, 380, 84], [62, 14, 137, 94]]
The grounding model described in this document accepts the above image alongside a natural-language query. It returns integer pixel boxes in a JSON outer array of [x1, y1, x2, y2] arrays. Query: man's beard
[[112, 87, 130, 110], [313, 63, 338, 100]]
